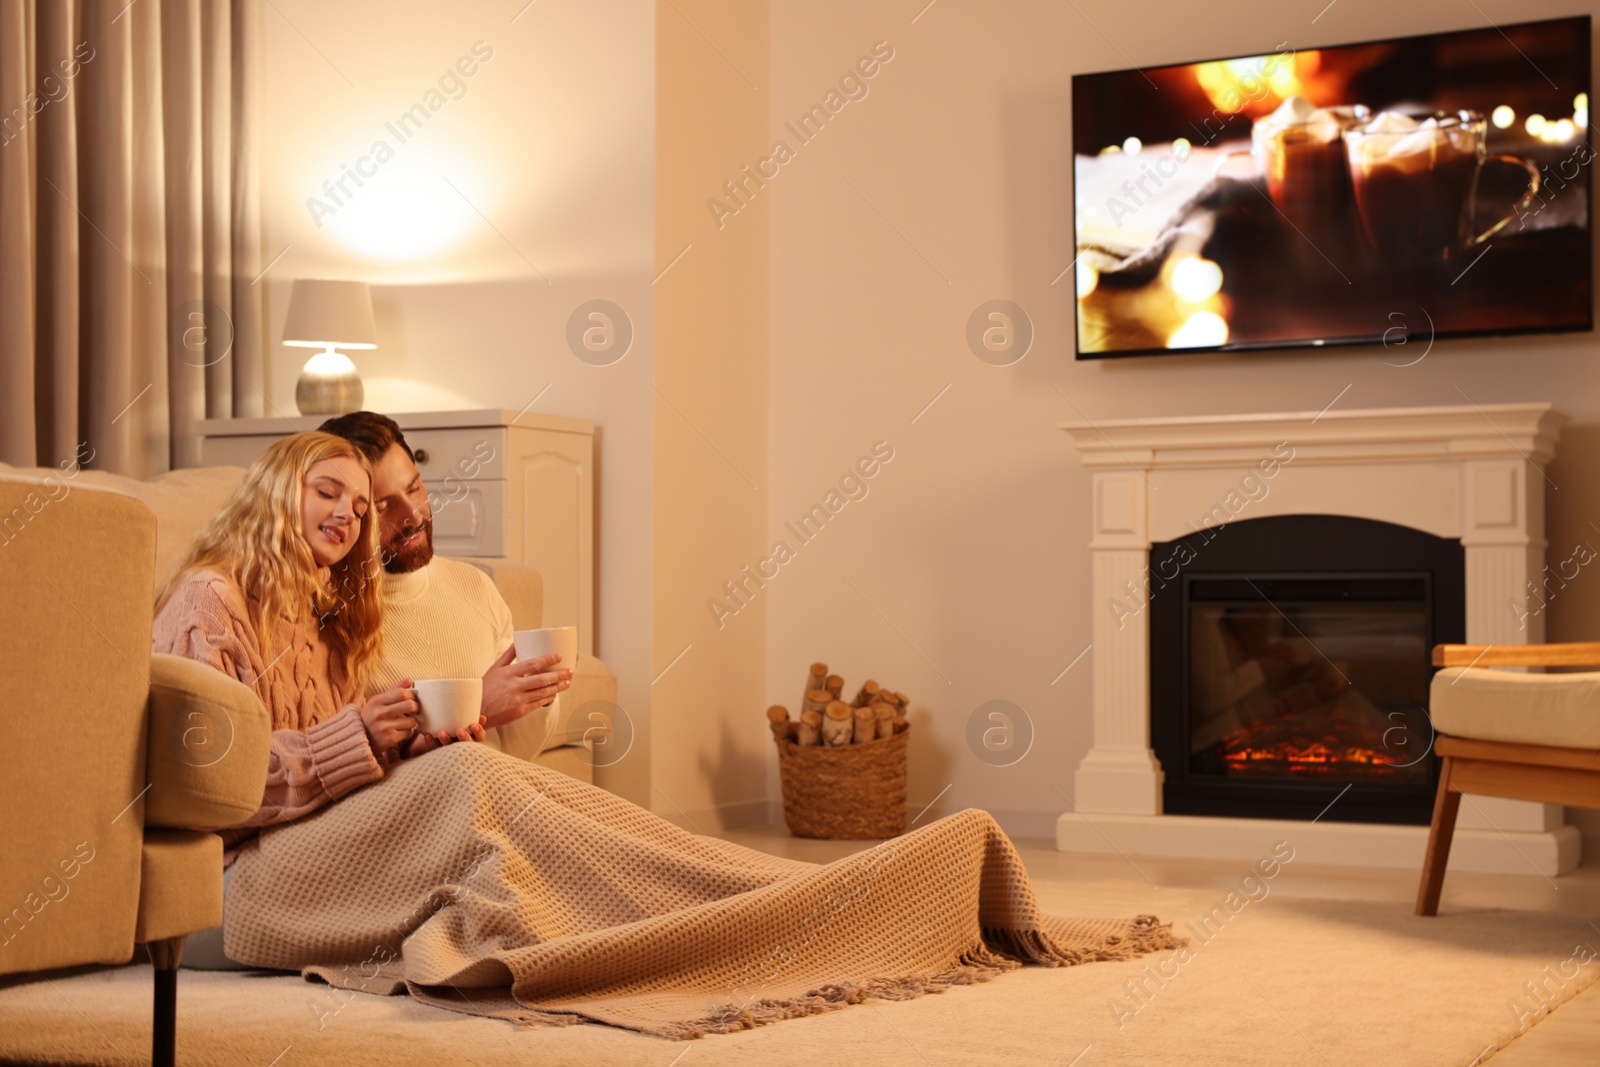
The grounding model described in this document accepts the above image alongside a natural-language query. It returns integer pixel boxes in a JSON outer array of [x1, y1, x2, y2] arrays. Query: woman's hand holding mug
[[405, 715, 488, 758], [361, 681, 420, 760]]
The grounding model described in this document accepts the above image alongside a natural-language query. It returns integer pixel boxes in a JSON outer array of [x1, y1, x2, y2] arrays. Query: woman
[[153, 431, 482, 859], [156, 438, 1175, 1033]]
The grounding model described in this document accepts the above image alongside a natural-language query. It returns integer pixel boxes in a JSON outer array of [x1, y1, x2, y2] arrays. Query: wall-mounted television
[[1071, 16, 1592, 358]]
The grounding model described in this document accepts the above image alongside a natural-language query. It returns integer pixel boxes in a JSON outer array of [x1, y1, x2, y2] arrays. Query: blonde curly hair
[[157, 431, 384, 694]]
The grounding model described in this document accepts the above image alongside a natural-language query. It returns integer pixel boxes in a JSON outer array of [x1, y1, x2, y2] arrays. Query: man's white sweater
[[372, 556, 556, 761]]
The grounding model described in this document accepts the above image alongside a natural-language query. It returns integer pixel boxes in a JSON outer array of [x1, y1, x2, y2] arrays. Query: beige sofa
[[0, 460, 615, 1065]]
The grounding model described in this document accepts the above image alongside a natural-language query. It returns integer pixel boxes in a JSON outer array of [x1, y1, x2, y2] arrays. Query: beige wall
[[766, 0, 1600, 840], [260, 0, 659, 802], [652, 1, 771, 826]]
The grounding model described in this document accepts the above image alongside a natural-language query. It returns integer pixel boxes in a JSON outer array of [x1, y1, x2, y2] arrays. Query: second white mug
[[513, 626, 578, 671]]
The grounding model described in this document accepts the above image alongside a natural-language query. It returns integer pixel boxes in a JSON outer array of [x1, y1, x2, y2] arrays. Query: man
[[320, 411, 571, 761]]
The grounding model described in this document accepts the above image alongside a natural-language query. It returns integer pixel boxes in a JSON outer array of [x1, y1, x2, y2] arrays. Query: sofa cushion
[[1431, 667, 1600, 749], [126, 467, 248, 585], [0, 461, 245, 589]]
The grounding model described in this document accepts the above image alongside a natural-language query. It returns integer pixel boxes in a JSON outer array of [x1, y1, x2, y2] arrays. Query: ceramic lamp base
[[295, 350, 364, 415]]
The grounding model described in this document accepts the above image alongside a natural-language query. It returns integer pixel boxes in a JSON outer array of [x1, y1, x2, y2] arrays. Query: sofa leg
[[1415, 758, 1461, 917], [147, 936, 185, 1067]]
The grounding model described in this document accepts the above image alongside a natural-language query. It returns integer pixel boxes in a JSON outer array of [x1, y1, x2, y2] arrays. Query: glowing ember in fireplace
[[1210, 712, 1421, 781]]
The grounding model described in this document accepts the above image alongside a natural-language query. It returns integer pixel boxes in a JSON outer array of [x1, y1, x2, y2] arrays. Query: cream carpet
[[2, 879, 1594, 1066]]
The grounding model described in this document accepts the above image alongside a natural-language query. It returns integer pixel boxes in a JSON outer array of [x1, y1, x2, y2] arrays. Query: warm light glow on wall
[[310, 154, 484, 262]]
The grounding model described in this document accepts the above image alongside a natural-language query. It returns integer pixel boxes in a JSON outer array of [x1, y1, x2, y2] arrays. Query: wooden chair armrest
[[1433, 642, 1600, 667]]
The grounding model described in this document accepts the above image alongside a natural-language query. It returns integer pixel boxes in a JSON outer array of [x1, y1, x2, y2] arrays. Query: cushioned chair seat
[[1430, 667, 1600, 749]]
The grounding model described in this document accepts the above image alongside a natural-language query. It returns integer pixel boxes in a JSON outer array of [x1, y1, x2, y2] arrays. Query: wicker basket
[[775, 728, 908, 839]]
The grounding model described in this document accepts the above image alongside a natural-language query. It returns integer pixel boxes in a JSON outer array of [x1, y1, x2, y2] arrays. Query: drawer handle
[[413, 448, 430, 464]]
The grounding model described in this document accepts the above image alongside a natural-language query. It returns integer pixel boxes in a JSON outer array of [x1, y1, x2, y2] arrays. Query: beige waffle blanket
[[223, 743, 1180, 1039]]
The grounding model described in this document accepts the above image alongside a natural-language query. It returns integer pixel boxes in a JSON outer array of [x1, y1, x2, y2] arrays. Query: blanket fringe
[[638, 919, 1182, 1040], [646, 948, 1023, 1040]]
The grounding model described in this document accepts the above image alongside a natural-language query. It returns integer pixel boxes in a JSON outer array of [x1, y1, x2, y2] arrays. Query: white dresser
[[197, 409, 596, 655]]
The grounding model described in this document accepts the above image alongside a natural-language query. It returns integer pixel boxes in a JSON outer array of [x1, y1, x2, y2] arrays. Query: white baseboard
[[657, 797, 772, 834], [757, 799, 1064, 843], [1056, 811, 1581, 876]]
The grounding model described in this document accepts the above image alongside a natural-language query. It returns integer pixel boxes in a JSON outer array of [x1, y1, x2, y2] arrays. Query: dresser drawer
[[401, 427, 505, 482], [429, 478, 504, 558]]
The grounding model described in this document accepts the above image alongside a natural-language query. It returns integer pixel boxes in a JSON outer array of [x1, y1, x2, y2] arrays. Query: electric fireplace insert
[[1149, 514, 1464, 824]]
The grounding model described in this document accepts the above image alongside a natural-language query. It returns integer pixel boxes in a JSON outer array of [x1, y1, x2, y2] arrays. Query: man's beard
[[383, 517, 435, 574]]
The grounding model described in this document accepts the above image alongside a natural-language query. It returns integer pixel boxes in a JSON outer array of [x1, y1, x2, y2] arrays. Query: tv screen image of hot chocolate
[[1070, 15, 1592, 358]]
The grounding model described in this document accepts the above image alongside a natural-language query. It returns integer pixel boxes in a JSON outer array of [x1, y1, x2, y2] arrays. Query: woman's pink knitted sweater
[[152, 569, 384, 861]]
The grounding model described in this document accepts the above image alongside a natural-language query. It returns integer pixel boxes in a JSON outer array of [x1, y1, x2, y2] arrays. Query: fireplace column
[[1456, 457, 1561, 834], [1075, 468, 1164, 815]]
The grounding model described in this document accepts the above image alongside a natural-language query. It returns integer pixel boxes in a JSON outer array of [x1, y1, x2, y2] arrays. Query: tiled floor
[[711, 825, 1600, 1065]]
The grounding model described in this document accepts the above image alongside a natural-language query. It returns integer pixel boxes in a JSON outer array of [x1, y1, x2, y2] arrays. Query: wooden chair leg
[[1415, 757, 1461, 917], [147, 936, 185, 1067]]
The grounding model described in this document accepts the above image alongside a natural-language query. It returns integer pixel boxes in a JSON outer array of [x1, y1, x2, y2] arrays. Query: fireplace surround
[[1058, 403, 1576, 874]]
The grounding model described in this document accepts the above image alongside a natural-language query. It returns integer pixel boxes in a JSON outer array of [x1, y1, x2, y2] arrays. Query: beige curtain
[[0, 0, 263, 477]]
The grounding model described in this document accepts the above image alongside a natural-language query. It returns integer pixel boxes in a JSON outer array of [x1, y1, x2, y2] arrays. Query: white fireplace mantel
[[1057, 402, 1579, 875]]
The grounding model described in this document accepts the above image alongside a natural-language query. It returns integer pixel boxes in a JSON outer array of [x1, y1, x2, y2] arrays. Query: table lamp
[[283, 279, 378, 415]]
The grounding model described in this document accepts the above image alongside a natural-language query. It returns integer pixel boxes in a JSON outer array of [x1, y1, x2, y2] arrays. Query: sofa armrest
[[555, 654, 619, 747], [145, 653, 272, 830], [457, 557, 543, 630]]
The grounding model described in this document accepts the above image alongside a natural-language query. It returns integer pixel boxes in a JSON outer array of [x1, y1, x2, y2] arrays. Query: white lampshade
[[282, 279, 378, 350], [283, 279, 377, 415]]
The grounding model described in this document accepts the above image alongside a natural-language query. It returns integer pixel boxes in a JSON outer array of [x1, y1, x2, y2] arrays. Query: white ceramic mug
[[413, 678, 483, 736], [513, 626, 578, 729], [513, 626, 578, 672]]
